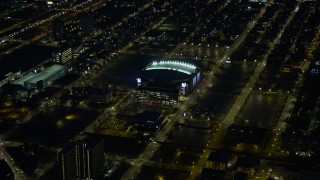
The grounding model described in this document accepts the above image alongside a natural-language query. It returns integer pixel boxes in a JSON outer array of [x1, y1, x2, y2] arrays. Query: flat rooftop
[[14, 64, 66, 86]]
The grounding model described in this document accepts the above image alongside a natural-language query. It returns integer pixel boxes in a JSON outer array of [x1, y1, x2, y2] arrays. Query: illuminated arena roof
[[139, 59, 201, 93], [144, 60, 197, 75]]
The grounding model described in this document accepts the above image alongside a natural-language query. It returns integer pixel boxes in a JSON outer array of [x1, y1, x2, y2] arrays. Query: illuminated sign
[[197, 72, 201, 82], [136, 78, 141, 87], [180, 82, 187, 95]]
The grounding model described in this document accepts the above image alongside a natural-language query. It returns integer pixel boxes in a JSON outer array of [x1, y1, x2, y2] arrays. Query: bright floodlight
[[144, 60, 197, 75]]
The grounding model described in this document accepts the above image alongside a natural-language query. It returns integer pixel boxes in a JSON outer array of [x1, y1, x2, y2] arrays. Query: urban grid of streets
[[0, 0, 320, 179]]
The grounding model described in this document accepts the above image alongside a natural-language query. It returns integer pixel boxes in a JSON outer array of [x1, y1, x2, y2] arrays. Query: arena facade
[[137, 59, 202, 97]]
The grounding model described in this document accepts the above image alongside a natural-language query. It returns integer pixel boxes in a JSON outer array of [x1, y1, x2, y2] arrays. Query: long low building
[[13, 64, 67, 90]]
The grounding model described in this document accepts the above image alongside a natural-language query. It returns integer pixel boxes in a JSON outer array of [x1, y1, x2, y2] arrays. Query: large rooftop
[[144, 60, 197, 75], [14, 64, 66, 86]]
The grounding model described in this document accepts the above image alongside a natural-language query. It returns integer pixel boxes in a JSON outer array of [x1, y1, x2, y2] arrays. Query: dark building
[[133, 111, 164, 132], [281, 129, 319, 155], [234, 172, 248, 180], [0, 159, 14, 180], [207, 150, 233, 171], [59, 142, 77, 180], [235, 156, 260, 177], [59, 138, 105, 180], [79, 13, 95, 35], [86, 138, 105, 179], [89, 89, 112, 104], [200, 168, 225, 180], [75, 142, 87, 178], [52, 19, 65, 41]]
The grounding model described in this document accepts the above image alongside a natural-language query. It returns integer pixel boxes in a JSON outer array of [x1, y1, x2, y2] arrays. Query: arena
[[138, 59, 202, 96]]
